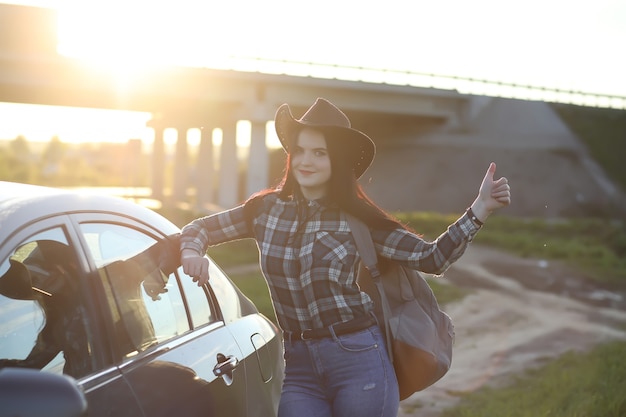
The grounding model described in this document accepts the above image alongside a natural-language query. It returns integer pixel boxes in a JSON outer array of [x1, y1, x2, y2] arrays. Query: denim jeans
[[278, 324, 399, 417]]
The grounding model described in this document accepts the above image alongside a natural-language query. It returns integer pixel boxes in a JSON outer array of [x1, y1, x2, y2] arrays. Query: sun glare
[[57, 2, 220, 71], [58, 0, 254, 73], [40, 1, 288, 147]]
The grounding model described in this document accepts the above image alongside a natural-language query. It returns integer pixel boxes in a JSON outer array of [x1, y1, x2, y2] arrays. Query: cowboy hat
[[0, 241, 76, 300], [0, 259, 35, 300], [274, 98, 376, 179]]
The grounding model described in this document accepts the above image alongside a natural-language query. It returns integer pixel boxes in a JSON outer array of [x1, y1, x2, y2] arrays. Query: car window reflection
[[176, 264, 213, 328], [0, 230, 93, 378], [80, 224, 192, 358]]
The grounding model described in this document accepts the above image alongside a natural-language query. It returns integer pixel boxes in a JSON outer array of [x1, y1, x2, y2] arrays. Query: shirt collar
[[295, 194, 336, 209]]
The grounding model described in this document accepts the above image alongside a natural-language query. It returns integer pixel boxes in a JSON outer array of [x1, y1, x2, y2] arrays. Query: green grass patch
[[426, 278, 470, 306], [229, 270, 277, 324], [440, 340, 626, 417], [206, 240, 260, 267], [396, 212, 626, 284]]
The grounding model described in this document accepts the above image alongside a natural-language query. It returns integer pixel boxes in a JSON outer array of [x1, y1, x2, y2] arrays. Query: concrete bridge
[[3, 4, 624, 218], [0, 3, 473, 210]]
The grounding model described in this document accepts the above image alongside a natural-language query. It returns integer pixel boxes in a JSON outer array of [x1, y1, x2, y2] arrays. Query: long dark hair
[[245, 129, 405, 231]]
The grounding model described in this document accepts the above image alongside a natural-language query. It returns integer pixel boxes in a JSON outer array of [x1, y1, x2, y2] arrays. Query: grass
[[439, 341, 626, 417], [206, 240, 260, 267], [228, 270, 277, 324], [426, 278, 470, 306], [396, 212, 626, 284]]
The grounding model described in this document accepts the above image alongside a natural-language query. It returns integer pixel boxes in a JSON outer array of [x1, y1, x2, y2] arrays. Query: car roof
[[0, 181, 178, 239]]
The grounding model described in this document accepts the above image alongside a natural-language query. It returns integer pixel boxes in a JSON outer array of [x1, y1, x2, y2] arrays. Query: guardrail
[[210, 56, 626, 110]]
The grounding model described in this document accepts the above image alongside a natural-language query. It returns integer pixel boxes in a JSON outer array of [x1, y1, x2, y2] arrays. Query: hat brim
[[275, 104, 375, 179], [0, 259, 36, 300]]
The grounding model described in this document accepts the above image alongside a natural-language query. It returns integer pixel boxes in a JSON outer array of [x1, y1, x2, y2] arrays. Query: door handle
[[213, 353, 239, 386]]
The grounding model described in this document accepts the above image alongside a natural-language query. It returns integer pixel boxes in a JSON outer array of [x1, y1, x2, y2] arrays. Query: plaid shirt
[[180, 193, 481, 333]]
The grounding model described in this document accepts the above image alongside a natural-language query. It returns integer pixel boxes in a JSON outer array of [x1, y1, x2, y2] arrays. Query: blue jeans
[[278, 324, 399, 417]]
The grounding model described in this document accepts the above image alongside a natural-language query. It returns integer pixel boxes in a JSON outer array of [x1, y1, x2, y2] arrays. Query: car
[[0, 181, 284, 417]]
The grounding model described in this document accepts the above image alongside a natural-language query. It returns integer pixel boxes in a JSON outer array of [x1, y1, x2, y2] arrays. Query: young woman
[[180, 98, 511, 417]]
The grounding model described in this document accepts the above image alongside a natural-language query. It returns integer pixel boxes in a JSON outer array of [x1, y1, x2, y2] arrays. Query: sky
[[1, 0, 625, 144]]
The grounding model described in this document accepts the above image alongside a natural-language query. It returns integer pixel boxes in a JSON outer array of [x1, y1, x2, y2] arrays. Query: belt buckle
[[300, 329, 313, 340]]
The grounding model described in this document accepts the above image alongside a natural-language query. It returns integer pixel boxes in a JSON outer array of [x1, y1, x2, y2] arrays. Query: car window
[[0, 228, 93, 379], [175, 264, 213, 328], [206, 261, 242, 323], [79, 223, 209, 359]]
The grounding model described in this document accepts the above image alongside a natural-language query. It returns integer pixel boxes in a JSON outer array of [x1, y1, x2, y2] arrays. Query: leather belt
[[286, 314, 376, 341]]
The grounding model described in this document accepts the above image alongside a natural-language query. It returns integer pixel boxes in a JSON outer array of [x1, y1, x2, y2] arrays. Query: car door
[[74, 216, 249, 417], [205, 261, 284, 417], [0, 216, 145, 416]]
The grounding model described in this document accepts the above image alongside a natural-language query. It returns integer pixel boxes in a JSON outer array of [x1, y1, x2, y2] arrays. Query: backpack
[[346, 214, 454, 400]]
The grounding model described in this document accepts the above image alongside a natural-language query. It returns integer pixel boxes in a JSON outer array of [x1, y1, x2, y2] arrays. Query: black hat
[[0, 259, 35, 300], [0, 241, 75, 300], [274, 98, 375, 179]]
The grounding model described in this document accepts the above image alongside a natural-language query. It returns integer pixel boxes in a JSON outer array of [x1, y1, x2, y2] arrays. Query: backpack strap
[[345, 213, 395, 362], [345, 213, 378, 275]]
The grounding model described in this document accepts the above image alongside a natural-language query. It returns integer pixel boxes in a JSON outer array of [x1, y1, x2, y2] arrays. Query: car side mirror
[[0, 368, 87, 417]]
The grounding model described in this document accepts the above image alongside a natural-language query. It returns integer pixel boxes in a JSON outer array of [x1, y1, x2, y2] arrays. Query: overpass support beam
[[172, 126, 189, 202], [218, 121, 239, 208], [247, 120, 269, 196], [151, 125, 165, 201], [196, 125, 215, 211]]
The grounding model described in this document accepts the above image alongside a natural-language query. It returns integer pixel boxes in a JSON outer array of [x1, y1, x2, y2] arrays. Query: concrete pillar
[[247, 120, 269, 196], [196, 126, 215, 210], [218, 122, 239, 208], [172, 127, 189, 202], [151, 125, 165, 200]]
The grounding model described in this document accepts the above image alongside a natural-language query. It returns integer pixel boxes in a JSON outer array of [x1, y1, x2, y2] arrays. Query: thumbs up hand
[[470, 162, 511, 223]]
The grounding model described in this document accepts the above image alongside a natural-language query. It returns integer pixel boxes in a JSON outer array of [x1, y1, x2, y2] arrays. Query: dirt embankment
[[397, 245, 626, 417], [361, 99, 626, 219]]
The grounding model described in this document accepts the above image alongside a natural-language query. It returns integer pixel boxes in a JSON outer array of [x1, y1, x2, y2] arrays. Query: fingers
[[491, 179, 509, 194], [491, 177, 511, 206], [493, 176, 507, 186], [492, 192, 511, 204], [181, 256, 210, 286], [478, 162, 511, 210]]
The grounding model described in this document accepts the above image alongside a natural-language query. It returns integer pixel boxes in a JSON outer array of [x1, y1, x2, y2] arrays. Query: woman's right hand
[[181, 249, 210, 286]]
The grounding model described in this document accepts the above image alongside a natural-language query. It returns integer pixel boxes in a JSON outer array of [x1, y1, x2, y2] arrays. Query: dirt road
[[397, 245, 626, 417]]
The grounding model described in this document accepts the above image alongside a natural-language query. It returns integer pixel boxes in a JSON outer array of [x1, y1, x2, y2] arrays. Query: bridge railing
[[206, 56, 626, 110]]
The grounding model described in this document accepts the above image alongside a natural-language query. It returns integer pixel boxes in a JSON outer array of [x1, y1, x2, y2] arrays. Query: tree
[[9, 135, 31, 160], [6, 135, 34, 183], [40, 136, 67, 183]]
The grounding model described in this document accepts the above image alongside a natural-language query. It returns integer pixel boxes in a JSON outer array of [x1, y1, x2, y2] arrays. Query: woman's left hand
[[471, 162, 511, 222]]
